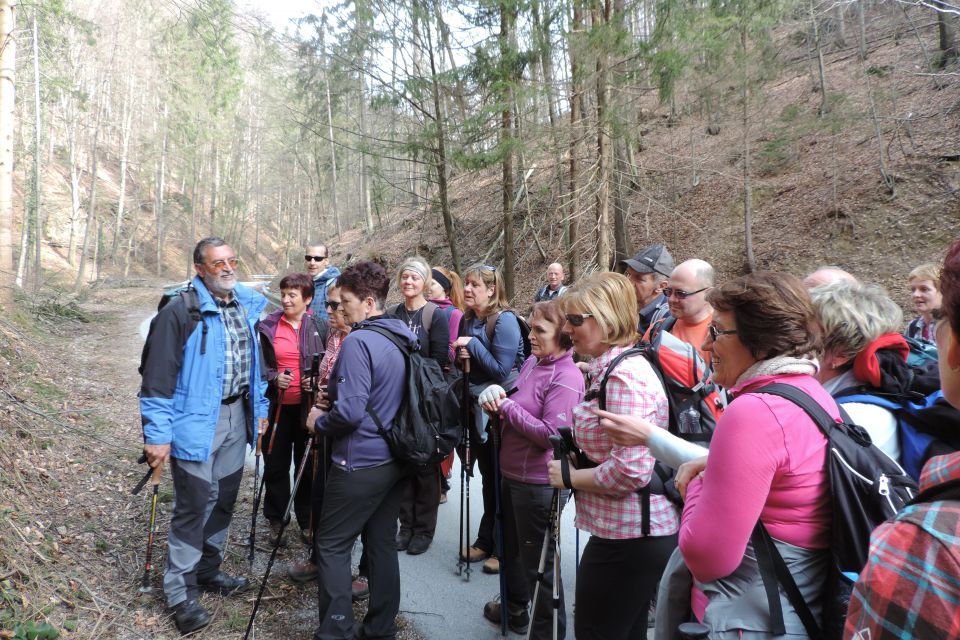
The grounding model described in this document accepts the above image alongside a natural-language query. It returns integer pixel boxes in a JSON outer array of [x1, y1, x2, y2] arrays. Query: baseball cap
[[620, 244, 674, 277]]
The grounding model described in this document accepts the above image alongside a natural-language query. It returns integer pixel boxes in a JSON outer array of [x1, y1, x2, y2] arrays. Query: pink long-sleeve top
[[679, 373, 834, 583], [498, 351, 585, 484]]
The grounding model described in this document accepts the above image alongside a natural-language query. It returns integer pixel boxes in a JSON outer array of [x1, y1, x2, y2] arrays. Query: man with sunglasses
[[620, 244, 674, 334], [645, 259, 716, 363], [140, 237, 269, 635], [304, 243, 341, 324]]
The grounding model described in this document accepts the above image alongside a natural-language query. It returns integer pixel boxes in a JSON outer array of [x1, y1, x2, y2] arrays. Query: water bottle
[[678, 405, 702, 435]]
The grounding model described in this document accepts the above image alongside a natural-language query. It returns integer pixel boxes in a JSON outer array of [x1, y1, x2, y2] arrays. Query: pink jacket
[[680, 373, 835, 583], [498, 351, 584, 484]]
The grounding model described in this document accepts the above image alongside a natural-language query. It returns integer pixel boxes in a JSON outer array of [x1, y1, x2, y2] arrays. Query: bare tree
[[0, 0, 14, 306]]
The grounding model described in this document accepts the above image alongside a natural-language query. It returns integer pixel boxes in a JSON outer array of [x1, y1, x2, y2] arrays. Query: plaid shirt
[[844, 452, 960, 640], [219, 297, 252, 398], [572, 344, 679, 539], [319, 328, 346, 386]]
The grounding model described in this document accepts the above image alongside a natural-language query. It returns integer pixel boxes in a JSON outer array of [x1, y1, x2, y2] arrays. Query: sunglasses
[[204, 257, 239, 272], [304, 255, 328, 262], [565, 312, 594, 327], [708, 324, 737, 341], [664, 286, 709, 300], [326, 300, 340, 311], [479, 264, 497, 272]]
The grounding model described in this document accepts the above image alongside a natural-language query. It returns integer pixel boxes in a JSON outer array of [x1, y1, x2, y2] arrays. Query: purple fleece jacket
[[316, 316, 419, 471], [498, 351, 585, 484]]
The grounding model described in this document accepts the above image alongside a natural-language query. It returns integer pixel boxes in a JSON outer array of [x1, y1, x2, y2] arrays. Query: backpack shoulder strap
[[484, 311, 503, 343], [593, 348, 647, 411], [359, 325, 410, 356], [422, 302, 436, 332], [751, 522, 824, 639], [180, 287, 207, 355], [753, 383, 839, 436]]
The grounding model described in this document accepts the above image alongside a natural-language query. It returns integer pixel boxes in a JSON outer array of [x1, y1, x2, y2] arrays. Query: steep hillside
[[332, 6, 959, 311]]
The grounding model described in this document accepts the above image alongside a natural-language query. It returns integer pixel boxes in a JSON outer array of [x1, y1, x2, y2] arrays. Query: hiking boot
[[197, 571, 250, 596], [459, 545, 489, 562], [269, 521, 289, 547], [406, 534, 431, 556], [172, 599, 211, 635], [482, 556, 500, 574], [439, 492, 448, 504], [395, 529, 413, 551], [351, 575, 369, 602], [483, 597, 529, 635], [288, 560, 319, 583]]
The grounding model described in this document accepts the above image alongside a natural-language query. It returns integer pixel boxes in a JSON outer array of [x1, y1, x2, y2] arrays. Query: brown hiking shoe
[[459, 545, 489, 562], [287, 561, 318, 583]]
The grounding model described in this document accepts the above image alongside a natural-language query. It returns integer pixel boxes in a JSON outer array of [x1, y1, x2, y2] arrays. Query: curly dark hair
[[942, 239, 960, 337], [707, 272, 822, 360], [279, 272, 315, 303], [338, 260, 389, 310], [531, 301, 574, 350]]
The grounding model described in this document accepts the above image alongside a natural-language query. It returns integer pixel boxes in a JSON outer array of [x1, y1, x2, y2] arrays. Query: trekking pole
[[132, 456, 163, 594], [249, 370, 290, 566], [490, 414, 508, 637], [526, 436, 566, 640], [457, 350, 472, 580], [306, 354, 321, 540], [244, 435, 315, 640]]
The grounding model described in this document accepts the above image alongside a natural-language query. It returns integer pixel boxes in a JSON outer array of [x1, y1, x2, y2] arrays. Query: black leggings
[[574, 533, 678, 640]]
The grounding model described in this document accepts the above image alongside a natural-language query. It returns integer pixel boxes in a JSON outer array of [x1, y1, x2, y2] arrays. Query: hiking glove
[[478, 384, 506, 407]]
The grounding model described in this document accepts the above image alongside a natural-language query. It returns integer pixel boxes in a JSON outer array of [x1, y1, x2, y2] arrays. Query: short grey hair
[[193, 237, 228, 264], [810, 281, 903, 363]]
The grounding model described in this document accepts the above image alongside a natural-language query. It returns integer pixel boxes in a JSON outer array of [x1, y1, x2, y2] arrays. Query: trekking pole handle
[[460, 348, 470, 374], [548, 435, 566, 462], [150, 464, 162, 486]]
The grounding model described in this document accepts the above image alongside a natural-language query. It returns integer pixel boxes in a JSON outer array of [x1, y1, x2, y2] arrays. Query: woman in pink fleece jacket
[[675, 272, 837, 638], [476, 301, 584, 637]]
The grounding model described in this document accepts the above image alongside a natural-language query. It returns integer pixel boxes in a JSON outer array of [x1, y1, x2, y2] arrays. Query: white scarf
[[734, 354, 820, 387]]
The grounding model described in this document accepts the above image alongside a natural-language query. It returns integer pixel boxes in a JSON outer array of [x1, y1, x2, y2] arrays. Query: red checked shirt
[[844, 451, 960, 640], [572, 345, 679, 539]]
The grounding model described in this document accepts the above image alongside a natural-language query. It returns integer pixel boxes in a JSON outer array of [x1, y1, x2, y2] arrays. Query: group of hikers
[[138, 235, 960, 639]]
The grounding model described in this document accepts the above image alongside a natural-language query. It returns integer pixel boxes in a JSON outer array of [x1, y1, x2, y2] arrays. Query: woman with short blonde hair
[[547, 271, 676, 637], [907, 262, 942, 343]]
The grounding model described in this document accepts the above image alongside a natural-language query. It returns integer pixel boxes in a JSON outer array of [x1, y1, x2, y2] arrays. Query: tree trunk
[[811, 0, 829, 116], [567, 0, 584, 280], [0, 0, 12, 307], [155, 102, 168, 277], [501, 1, 516, 299], [933, 0, 959, 67], [209, 144, 219, 234], [111, 74, 134, 263], [857, 0, 867, 60], [67, 118, 82, 266], [594, 0, 612, 271], [75, 81, 104, 291], [31, 13, 40, 289], [741, 28, 756, 273]]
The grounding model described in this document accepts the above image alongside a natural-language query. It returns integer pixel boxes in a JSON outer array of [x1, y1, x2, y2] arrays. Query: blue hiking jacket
[[308, 266, 342, 323], [140, 276, 269, 461]]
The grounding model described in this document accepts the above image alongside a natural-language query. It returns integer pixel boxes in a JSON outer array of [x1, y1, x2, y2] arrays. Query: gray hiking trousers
[[163, 400, 247, 607]]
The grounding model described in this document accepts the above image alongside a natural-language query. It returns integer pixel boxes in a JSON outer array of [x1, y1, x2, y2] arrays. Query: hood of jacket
[[351, 316, 421, 352], [192, 275, 268, 319]]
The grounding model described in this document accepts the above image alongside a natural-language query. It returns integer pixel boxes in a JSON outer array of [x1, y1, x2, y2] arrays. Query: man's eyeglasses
[[565, 313, 594, 327], [305, 255, 327, 262], [205, 257, 239, 272], [326, 300, 340, 311], [708, 324, 737, 341], [664, 286, 709, 300]]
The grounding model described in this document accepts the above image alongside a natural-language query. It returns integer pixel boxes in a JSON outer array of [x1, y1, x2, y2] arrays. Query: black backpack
[[751, 383, 919, 640], [139, 285, 207, 376], [360, 326, 462, 466]]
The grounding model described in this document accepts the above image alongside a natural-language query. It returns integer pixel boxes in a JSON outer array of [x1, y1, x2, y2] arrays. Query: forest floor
[[0, 283, 424, 640]]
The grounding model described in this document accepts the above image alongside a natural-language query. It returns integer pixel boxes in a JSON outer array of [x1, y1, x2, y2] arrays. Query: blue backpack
[[836, 391, 942, 480]]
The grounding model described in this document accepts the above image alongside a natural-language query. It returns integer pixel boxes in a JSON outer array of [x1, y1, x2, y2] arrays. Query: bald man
[[645, 259, 715, 363], [803, 266, 858, 289], [534, 263, 568, 302]]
